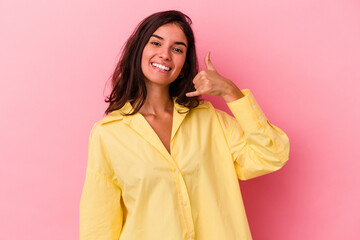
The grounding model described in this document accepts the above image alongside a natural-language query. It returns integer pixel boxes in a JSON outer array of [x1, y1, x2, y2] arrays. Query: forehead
[[152, 23, 188, 44]]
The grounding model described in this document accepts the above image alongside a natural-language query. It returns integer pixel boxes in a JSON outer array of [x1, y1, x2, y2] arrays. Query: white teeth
[[151, 63, 170, 71]]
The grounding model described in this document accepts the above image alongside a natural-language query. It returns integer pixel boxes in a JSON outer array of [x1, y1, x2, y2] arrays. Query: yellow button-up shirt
[[79, 89, 290, 240]]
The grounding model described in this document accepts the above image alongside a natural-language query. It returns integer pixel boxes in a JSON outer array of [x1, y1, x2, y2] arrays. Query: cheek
[[141, 46, 152, 62], [140, 57, 146, 73], [141, 49, 150, 70]]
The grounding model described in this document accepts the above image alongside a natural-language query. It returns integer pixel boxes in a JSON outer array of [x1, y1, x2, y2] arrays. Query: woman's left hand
[[185, 51, 244, 102]]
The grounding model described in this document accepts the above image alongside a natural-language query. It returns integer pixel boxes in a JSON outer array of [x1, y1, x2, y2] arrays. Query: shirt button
[[175, 169, 179, 173], [182, 201, 187, 206], [259, 116, 263, 119], [253, 104, 256, 109], [190, 233, 193, 237]]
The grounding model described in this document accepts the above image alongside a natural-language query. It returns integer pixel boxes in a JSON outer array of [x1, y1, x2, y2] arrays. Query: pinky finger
[[186, 90, 201, 97]]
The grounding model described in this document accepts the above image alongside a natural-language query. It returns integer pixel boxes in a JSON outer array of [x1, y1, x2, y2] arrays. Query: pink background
[[1, 0, 359, 239]]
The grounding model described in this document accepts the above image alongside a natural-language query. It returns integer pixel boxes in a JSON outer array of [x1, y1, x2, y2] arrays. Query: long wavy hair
[[104, 10, 202, 115]]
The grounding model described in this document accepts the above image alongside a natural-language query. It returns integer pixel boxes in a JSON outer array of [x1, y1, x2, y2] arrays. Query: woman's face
[[141, 23, 188, 87]]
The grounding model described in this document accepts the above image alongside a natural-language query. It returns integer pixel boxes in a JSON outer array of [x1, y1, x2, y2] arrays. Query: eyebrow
[[150, 34, 187, 48]]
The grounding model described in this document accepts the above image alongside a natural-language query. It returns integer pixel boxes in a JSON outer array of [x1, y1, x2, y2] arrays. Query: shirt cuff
[[226, 89, 269, 133]]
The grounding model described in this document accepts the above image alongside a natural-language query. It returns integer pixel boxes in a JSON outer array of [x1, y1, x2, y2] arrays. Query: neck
[[139, 82, 174, 116]]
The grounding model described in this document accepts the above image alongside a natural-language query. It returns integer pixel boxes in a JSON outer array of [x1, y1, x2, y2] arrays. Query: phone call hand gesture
[[186, 51, 244, 102]]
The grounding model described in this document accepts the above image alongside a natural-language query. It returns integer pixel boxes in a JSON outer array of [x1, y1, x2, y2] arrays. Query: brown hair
[[104, 10, 202, 115]]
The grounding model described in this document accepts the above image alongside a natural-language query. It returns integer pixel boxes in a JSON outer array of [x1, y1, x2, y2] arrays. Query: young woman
[[80, 10, 290, 240]]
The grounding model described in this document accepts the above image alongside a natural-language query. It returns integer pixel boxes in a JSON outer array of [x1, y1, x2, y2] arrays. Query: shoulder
[[96, 104, 133, 126], [87, 111, 126, 141], [191, 99, 235, 124], [88, 121, 106, 140], [197, 99, 232, 117], [196, 99, 213, 110], [197, 99, 237, 130]]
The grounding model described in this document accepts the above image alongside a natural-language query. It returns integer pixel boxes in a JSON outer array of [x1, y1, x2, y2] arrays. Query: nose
[[158, 47, 171, 60]]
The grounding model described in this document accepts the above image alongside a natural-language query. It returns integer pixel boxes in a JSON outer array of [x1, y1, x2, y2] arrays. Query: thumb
[[205, 51, 215, 71]]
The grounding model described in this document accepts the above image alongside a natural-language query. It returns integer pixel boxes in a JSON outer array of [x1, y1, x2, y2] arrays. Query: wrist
[[222, 83, 244, 103]]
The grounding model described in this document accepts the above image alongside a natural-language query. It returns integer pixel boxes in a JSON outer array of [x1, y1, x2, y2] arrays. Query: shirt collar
[[100, 97, 209, 125]]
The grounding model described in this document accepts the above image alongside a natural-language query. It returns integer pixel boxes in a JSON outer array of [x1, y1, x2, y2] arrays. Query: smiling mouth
[[151, 62, 172, 71]]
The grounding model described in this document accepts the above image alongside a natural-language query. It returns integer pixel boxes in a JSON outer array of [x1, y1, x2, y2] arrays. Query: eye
[[173, 48, 183, 53], [150, 41, 160, 46]]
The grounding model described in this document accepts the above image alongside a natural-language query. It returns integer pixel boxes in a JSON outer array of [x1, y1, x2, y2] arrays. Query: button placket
[[173, 167, 195, 238]]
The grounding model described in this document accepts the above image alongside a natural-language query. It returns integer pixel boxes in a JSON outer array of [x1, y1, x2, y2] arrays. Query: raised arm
[[186, 51, 289, 180]]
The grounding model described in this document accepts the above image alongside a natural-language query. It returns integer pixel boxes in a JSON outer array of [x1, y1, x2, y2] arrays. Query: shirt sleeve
[[79, 123, 123, 240], [216, 89, 290, 180]]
